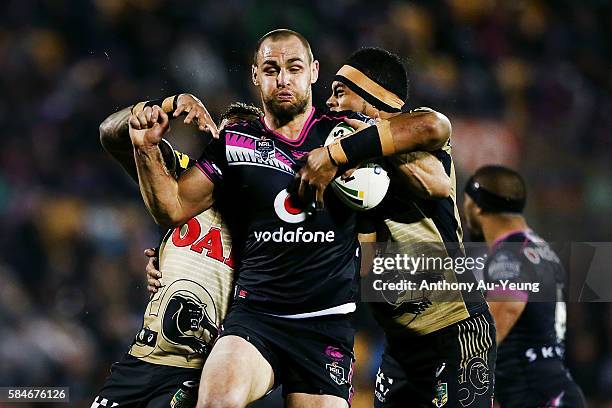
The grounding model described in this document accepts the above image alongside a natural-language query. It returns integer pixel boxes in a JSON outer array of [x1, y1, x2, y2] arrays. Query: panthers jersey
[[197, 108, 366, 317], [128, 151, 234, 369], [362, 112, 488, 336], [484, 229, 567, 378]]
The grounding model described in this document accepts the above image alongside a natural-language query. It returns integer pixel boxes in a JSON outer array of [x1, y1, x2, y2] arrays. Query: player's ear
[[310, 59, 319, 84], [252, 65, 259, 86]]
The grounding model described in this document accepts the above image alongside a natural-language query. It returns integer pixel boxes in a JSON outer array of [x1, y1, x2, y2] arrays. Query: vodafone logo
[[274, 189, 307, 223]]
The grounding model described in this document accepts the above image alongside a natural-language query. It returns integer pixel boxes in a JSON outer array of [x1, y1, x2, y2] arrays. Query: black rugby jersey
[[484, 229, 568, 377], [196, 108, 366, 316]]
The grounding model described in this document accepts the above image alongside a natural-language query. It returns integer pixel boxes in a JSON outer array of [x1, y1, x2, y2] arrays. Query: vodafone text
[[254, 227, 335, 243]]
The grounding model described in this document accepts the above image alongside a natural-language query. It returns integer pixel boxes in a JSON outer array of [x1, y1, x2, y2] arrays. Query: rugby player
[[128, 29, 452, 408], [463, 165, 585, 408], [326, 47, 496, 408], [95, 98, 262, 408]]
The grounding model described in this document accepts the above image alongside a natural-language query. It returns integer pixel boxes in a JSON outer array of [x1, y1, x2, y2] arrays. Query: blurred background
[[0, 0, 610, 406]]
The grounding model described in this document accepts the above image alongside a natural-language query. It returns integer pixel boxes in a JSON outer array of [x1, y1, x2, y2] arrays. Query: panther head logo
[[162, 290, 218, 356]]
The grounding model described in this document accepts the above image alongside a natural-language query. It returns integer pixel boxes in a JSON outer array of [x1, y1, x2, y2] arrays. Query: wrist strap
[[326, 145, 339, 167], [131, 95, 178, 115]]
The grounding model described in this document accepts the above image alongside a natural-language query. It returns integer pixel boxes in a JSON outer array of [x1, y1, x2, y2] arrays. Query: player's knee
[[196, 387, 248, 408]]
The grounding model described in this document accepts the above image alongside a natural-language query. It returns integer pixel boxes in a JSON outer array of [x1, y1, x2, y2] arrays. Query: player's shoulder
[[487, 246, 525, 281], [315, 108, 376, 125], [408, 106, 436, 114], [520, 230, 561, 266], [488, 229, 560, 280], [222, 117, 266, 136]]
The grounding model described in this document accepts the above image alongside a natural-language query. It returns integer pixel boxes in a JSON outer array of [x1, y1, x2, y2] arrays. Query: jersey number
[[171, 218, 234, 268]]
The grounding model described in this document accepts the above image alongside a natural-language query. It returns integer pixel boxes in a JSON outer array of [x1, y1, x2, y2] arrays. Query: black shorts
[[374, 312, 496, 408], [91, 354, 200, 408], [496, 359, 586, 408], [220, 302, 356, 404]]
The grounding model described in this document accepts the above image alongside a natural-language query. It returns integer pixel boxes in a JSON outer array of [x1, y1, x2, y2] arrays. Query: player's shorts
[[220, 302, 356, 405], [374, 311, 496, 408], [91, 354, 200, 408], [496, 359, 586, 408]]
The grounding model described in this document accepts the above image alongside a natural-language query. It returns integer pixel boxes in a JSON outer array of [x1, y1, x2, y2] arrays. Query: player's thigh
[[198, 335, 274, 405], [91, 355, 152, 408], [441, 313, 496, 408], [146, 378, 200, 408], [285, 392, 348, 408]]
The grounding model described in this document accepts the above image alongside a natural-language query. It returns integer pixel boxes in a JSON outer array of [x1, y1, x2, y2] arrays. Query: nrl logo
[[326, 362, 347, 385], [255, 137, 275, 162], [432, 381, 448, 407]]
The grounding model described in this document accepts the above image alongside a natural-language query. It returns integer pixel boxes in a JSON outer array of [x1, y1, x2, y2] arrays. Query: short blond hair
[[252, 29, 313, 65]]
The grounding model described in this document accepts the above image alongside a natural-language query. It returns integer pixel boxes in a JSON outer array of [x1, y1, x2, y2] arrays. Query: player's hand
[[129, 105, 170, 148], [296, 146, 338, 210], [344, 117, 374, 132], [144, 248, 162, 294], [173, 93, 219, 138]]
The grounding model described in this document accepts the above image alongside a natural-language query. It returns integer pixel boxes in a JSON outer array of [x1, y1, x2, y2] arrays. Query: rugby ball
[[324, 122, 390, 211]]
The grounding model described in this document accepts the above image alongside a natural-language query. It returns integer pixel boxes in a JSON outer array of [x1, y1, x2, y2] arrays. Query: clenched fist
[[296, 146, 338, 209], [129, 105, 170, 148]]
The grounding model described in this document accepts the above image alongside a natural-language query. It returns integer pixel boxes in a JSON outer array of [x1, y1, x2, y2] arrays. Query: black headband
[[465, 176, 525, 213]]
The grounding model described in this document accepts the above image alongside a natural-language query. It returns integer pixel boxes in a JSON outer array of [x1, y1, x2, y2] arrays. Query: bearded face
[[252, 35, 319, 124], [263, 83, 311, 122]]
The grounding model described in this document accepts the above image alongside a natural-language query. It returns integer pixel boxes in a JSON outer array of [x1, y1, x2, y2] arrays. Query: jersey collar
[[260, 107, 316, 146]]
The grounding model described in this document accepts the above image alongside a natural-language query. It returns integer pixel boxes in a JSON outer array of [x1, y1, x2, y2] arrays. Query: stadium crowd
[[0, 0, 610, 406]]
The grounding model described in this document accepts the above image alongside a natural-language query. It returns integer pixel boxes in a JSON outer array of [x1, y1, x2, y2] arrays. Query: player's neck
[[264, 103, 313, 141], [481, 215, 529, 249]]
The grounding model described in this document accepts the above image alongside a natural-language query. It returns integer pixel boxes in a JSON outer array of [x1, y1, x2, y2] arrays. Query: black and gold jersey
[[128, 150, 234, 369], [362, 117, 488, 337]]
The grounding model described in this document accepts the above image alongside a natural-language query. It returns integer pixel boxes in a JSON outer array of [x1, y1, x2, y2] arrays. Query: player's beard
[[263, 88, 310, 124]]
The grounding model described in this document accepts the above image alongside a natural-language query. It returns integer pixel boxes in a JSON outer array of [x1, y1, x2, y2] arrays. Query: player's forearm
[[389, 110, 451, 153], [133, 145, 186, 227], [358, 232, 377, 277], [329, 111, 451, 168], [100, 107, 138, 180], [100, 106, 132, 152], [390, 152, 451, 199], [488, 300, 526, 344]]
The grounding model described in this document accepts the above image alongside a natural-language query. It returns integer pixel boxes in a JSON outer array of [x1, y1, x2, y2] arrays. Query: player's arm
[[99, 106, 139, 180], [388, 151, 451, 199], [338, 108, 451, 163], [484, 250, 529, 344], [487, 299, 526, 344], [297, 109, 451, 205], [130, 106, 215, 227], [358, 232, 377, 277], [356, 213, 378, 277], [99, 93, 218, 181]]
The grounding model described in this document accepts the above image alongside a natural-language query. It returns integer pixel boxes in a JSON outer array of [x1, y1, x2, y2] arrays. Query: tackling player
[[128, 29, 453, 408], [463, 165, 585, 407], [327, 47, 496, 408], [94, 98, 262, 408]]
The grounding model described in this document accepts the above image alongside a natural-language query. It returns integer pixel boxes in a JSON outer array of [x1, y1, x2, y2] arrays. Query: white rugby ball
[[324, 122, 390, 211]]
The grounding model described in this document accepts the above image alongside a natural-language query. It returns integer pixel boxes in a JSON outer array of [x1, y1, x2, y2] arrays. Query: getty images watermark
[[360, 242, 612, 305]]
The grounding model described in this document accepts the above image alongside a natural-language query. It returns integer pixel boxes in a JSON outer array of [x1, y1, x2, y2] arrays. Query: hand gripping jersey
[[128, 151, 234, 369], [360, 110, 488, 336], [197, 108, 367, 317], [484, 229, 568, 379]]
